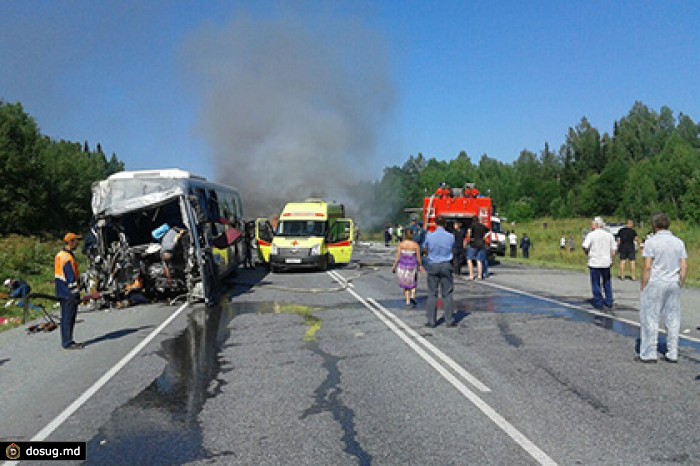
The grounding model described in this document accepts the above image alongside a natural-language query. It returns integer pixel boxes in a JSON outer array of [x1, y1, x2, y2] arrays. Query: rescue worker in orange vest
[[435, 184, 451, 199], [55, 232, 84, 349]]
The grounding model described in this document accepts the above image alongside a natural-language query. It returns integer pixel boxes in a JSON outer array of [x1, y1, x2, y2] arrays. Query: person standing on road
[[508, 230, 518, 258], [582, 217, 617, 310], [617, 219, 639, 280], [520, 234, 531, 259], [423, 217, 455, 328], [466, 218, 489, 280], [391, 229, 425, 308], [407, 218, 419, 238], [451, 222, 466, 275], [638, 213, 688, 363], [414, 221, 427, 255], [55, 232, 84, 350]]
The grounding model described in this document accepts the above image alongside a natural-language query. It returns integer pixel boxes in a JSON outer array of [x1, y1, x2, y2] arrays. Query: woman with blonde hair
[[391, 228, 425, 307]]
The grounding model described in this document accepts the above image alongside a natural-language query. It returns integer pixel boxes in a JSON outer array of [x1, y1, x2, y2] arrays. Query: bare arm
[[611, 238, 617, 260], [414, 242, 425, 271], [679, 258, 688, 288]]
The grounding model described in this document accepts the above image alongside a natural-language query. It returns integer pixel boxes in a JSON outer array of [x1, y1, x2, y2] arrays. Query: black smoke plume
[[182, 10, 396, 228]]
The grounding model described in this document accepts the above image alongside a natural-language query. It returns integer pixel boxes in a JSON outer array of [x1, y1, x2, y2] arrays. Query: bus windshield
[[276, 220, 326, 237]]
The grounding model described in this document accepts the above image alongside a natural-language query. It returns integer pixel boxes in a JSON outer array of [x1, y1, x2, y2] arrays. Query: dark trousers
[[452, 250, 465, 275], [589, 267, 613, 308], [522, 247, 529, 259], [480, 249, 489, 278], [510, 244, 517, 258], [60, 297, 78, 347], [426, 262, 454, 326]]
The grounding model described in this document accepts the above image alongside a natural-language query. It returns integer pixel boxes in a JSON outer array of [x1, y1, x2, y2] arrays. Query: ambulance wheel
[[320, 255, 329, 271], [270, 263, 278, 273]]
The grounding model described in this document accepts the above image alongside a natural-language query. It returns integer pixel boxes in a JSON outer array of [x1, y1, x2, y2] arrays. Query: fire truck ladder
[[426, 196, 436, 229]]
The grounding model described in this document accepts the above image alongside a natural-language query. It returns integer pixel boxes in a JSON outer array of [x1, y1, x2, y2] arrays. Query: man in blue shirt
[[423, 217, 456, 327]]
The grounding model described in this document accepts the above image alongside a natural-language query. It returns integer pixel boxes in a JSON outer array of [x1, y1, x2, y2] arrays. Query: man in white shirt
[[582, 217, 617, 309], [508, 231, 517, 258], [638, 213, 688, 363]]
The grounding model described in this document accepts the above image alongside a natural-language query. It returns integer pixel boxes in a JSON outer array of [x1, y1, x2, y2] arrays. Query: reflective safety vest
[[55, 249, 79, 299]]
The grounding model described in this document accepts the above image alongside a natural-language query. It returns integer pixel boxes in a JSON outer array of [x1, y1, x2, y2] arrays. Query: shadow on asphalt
[[83, 325, 155, 347]]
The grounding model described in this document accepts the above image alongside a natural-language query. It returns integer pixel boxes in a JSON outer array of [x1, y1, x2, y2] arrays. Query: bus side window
[[208, 190, 220, 221], [231, 194, 241, 220], [191, 188, 208, 224]]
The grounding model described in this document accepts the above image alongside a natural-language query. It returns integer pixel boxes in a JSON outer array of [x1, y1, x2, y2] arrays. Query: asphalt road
[[1, 243, 699, 465]]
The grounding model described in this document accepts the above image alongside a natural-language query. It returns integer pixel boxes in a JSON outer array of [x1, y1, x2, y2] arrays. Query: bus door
[[255, 218, 274, 263], [327, 219, 354, 264]]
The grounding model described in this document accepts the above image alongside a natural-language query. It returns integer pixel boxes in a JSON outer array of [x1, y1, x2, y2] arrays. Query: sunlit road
[[2, 243, 699, 465]]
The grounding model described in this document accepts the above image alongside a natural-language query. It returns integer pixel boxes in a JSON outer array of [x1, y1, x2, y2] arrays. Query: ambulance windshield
[[276, 220, 326, 237]]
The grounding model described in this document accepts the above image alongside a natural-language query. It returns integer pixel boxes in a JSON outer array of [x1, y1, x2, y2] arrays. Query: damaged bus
[[87, 169, 244, 306]]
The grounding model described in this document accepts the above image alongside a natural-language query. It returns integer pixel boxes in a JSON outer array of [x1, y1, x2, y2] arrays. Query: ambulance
[[255, 199, 354, 272]]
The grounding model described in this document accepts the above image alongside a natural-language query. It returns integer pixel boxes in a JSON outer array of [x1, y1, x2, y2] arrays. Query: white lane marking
[[327, 271, 488, 392], [31, 302, 190, 442], [477, 279, 700, 344], [334, 281, 557, 466], [367, 297, 490, 392], [328, 269, 353, 288]]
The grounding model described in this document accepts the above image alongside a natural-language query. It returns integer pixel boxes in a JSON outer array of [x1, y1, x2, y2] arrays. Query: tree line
[[364, 101, 700, 225], [0, 101, 124, 235], [2, 99, 699, 236]]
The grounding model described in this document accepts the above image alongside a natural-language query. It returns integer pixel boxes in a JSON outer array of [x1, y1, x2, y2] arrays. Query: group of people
[[390, 217, 493, 327], [390, 212, 689, 363], [384, 223, 415, 247], [504, 230, 532, 259], [582, 215, 687, 363], [559, 235, 577, 253]]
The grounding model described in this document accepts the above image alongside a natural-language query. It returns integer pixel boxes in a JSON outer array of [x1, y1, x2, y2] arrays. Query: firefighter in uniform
[[55, 233, 84, 349]]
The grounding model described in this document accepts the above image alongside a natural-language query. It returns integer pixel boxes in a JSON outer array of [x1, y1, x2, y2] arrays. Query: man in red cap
[[55, 232, 84, 349]]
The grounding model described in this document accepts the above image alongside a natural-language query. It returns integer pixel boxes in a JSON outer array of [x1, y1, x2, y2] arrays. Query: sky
[[2, 1, 699, 213]]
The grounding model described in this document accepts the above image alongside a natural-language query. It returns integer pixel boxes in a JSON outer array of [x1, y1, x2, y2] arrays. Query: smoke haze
[[182, 9, 396, 225]]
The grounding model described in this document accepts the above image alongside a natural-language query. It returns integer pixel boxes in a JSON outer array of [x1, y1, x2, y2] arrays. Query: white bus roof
[[108, 169, 207, 181]]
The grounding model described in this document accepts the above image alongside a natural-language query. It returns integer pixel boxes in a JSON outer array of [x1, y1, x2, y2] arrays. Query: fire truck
[[420, 183, 506, 261]]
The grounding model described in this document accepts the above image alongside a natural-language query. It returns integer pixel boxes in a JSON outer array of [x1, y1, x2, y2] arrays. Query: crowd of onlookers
[[387, 214, 688, 364]]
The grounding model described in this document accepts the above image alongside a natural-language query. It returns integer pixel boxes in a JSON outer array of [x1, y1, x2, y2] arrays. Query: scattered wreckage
[[84, 169, 244, 307]]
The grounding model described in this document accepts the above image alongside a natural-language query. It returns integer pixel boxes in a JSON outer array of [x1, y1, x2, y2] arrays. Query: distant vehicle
[[87, 169, 244, 305], [417, 183, 506, 262], [606, 223, 625, 237], [256, 199, 354, 272], [490, 215, 507, 258]]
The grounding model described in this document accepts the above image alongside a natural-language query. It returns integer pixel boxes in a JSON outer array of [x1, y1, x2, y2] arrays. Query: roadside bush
[[0, 235, 63, 301]]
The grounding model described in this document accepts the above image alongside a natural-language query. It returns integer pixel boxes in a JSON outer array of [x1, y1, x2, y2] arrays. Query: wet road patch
[[85, 300, 325, 463]]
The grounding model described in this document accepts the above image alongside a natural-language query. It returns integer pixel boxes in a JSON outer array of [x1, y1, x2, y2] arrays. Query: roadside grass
[[0, 235, 85, 332], [365, 217, 699, 288]]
